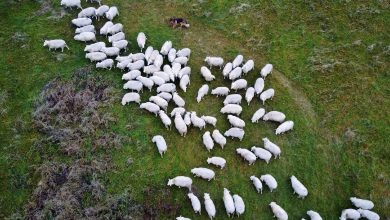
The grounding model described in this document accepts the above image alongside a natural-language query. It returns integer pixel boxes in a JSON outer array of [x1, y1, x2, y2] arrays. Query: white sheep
[[160, 41, 172, 56], [276, 121, 294, 135], [251, 146, 272, 164], [184, 112, 192, 126], [200, 66, 216, 81], [140, 102, 160, 116], [205, 56, 224, 69], [231, 79, 247, 91], [197, 84, 209, 103], [245, 87, 255, 105], [99, 21, 113, 35], [254, 78, 265, 94], [203, 131, 214, 152], [291, 176, 308, 199], [179, 75, 190, 92], [350, 197, 374, 210], [223, 62, 233, 78], [121, 92, 140, 105], [191, 167, 215, 181], [123, 80, 143, 92], [137, 32, 146, 51], [263, 137, 281, 158], [269, 202, 288, 220], [201, 116, 217, 127], [78, 7, 95, 18], [178, 66, 191, 79], [232, 54, 244, 68], [108, 32, 125, 43], [129, 53, 145, 61], [191, 112, 206, 129], [223, 94, 242, 105], [177, 48, 191, 58], [260, 88, 275, 104], [224, 127, 245, 141], [74, 32, 96, 42], [236, 148, 257, 165], [75, 24, 95, 34], [251, 108, 266, 123], [72, 18, 92, 27], [113, 40, 128, 51], [172, 62, 182, 77], [173, 92, 185, 107], [84, 42, 105, 52], [149, 96, 168, 110], [168, 48, 177, 62], [187, 193, 201, 214], [340, 209, 360, 220], [143, 65, 159, 75], [250, 176, 263, 194], [233, 194, 245, 217], [101, 46, 120, 56], [174, 113, 187, 137], [229, 67, 243, 80], [137, 76, 154, 91], [43, 39, 69, 52], [357, 209, 379, 220], [306, 210, 323, 220], [122, 70, 141, 81], [157, 83, 176, 93], [227, 115, 245, 128], [95, 5, 109, 20], [152, 135, 167, 157], [144, 46, 153, 60], [174, 57, 189, 66], [207, 157, 226, 169], [107, 23, 123, 35], [154, 54, 164, 68], [164, 65, 175, 81], [211, 87, 230, 96], [170, 107, 186, 117], [212, 130, 226, 149], [116, 55, 131, 62], [167, 176, 192, 190], [223, 188, 235, 217], [157, 92, 172, 102], [85, 52, 106, 62], [260, 174, 278, 192], [154, 71, 171, 82], [60, 0, 82, 9], [127, 60, 145, 71], [263, 111, 286, 123], [96, 58, 113, 69], [220, 104, 242, 115], [261, 63, 273, 78], [176, 216, 191, 220], [242, 59, 254, 74], [150, 75, 166, 86], [148, 50, 159, 65], [105, 6, 119, 20], [204, 193, 216, 220]]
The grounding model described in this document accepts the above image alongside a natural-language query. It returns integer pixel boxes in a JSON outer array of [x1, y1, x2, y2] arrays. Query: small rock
[[55, 53, 68, 61], [127, 158, 134, 165]]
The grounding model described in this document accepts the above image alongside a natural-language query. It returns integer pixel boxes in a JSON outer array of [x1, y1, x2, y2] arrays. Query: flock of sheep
[[42, 0, 381, 219]]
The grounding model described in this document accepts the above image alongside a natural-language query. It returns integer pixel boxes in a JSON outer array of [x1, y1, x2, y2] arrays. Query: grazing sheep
[[202, 131, 214, 152], [211, 87, 230, 96], [204, 193, 216, 220], [75, 24, 95, 34], [140, 102, 160, 116], [150, 75, 166, 86], [357, 209, 379, 220], [180, 75, 190, 92], [212, 130, 227, 149], [174, 56, 189, 66], [74, 32, 96, 42], [223, 188, 235, 217], [191, 168, 215, 181], [144, 46, 153, 61], [174, 113, 187, 137], [78, 7, 95, 18], [207, 157, 226, 169], [176, 216, 191, 220], [137, 32, 146, 51], [224, 94, 242, 105], [164, 65, 176, 81], [263, 137, 281, 158], [197, 84, 209, 103], [224, 127, 244, 141], [250, 176, 263, 194], [306, 210, 323, 220], [129, 53, 145, 61], [137, 76, 154, 91], [260, 88, 275, 104], [96, 59, 113, 69], [223, 62, 233, 78], [291, 176, 308, 199], [220, 104, 242, 115], [160, 41, 172, 56], [157, 92, 172, 102], [122, 70, 141, 80], [72, 18, 92, 27], [60, 0, 82, 9], [260, 174, 278, 192], [269, 202, 288, 220], [340, 209, 360, 220], [254, 78, 265, 95], [154, 54, 164, 68], [144, 65, 160, 74], [127, 60, 145, 71], [236, 148, 257, 165], [184, 112, 192, 126], [123, 80, 143, 92], [152, 135, 167, 157], [113, 40, 128, 51], [101, 46, 120, 56], [84, 42, 105, 52], [233, 194, 245, 217], [276, 121, 294, 135], [229, 67, 243, 80], [116, 55, 131, 62], [107, 23, 123, 35], [231, 79, 247, 91], [167, 176, 192, 190], [157, 83, 176, 93], [187, 193, 201, 214], [251, 108, 266, 123], [350, 197, 374, 210], [177, 48, 191, 58], [170, 107, 186, 117], [251, 146, 272, 164], [166, 48, 176, 62], [178, 66, 191, 79], [85, 52, 106, 62], [261, 63, 273, 78], [105, 6, 119, 20], [108, 32, 125, 43], [172, 62, 182, 77], [153, 71, 171, 82], [173, 92, 185, 107], [121, 92, 140, 105], [205, 56, 224, 69], [201, 116, 217, 127], [263, 111, 286, 123], [200, 66, 216, 81], [227, 115, 245, 128], [242, 59, 254, 74], [232, 54, 244, 68], [100, 21, 114, 35], [95, 5, 109, 19], [43, 39, 69, 52], [149, 96, 168, 110], [191, 112, 206, 129], [148, 50, 159, 65], [245, 87, 255, 105]]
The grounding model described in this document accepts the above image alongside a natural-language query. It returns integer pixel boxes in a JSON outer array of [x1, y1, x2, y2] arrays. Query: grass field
[[0, 0, 389, 219]]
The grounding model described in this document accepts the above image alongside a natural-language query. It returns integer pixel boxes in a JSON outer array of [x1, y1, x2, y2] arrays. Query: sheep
[[223, 94, 242, 105], [154, 54, 164, 68], [157, 83, 176, 93], [231, 79, 248, 91], [96, 59, 113, 69], [187, 193, 201, 214], [350, 197, 374, 210], [152, 135, 167, 157], [202, 131, 214, 152], [72, 18, 92, 27], [184, 112, 192, 126], [154, 72, 171, 84], [291, 176, 308, 199], [263, 137, 281, 158], [306, 210, 323, 220], [105, 6, 119, 20], [101, 46, 120, 56], [108, 32, 125, 43], [233, 54, 244, 67], [254, 78, 265, 94], [178, 66, 191, 78], [100, 21, 114, 35], [140, 102, 160, 116], [121, 92, 140, 105], [197, 84, 209, 103], [149, 96, 168, 110], [95, 5, 109, 19], [74, 32, 96, 42], [174, 57, 189, 66], [250, 176, 263, 194], [223, 188, 235, 217], [251, 108, 266, 123], [220, 104, 242, 116], [78, 7, 95, 18], [177, 48, 191, 58], [164, 65, 176, 81], [127, 60, 145, 71], [43, 39, 69, 52], [263, 111, 286, 123], [170, 107, 186, 117], [212, 130, 226, 149], [242, 60, 254, 74], [172, 62, 182, 77], [129, 53, 145, 61], [233, 194, 245, 217], [200, 66, 216, 81], [148, 50, 159, 65], [176, 216, 191, 220], [205, 56, 224, 69], [180, 75, 190, 92], [260, 174, 278, 192], [211, 87, 230, 96], [84, 42, 105, 52], [261, 63, 273, 78], [357, 209, 379, 220], [122, 70, 141, 80], [260, 88, 275, 104], [236, 148, 257, 165], [224, 127, 244, 141], [269, 202, 288, 220], [160, 41, 172, 56], [173, 92, 185, 107], [150, 75, 166, 86], [229, 67, 243, 80], [276, 121, 294, 135], [85, 52, 107, 62], [116, 55, 131, 62], [137, 76, 154, 91], [107, 24, 122, 35], [201, 116, 217, 127], [60, 0, 82, 9], [75, 25, 95, 34], [157, 92, 172, 102], [113, 40, 128, 51], [340, 209, 360, 220], [191, 112, 206, 129], [174, 113, 187, 137], [207, 156, 226, 169], [223, 62, 233, 78], [123, 80, 143, 92], [144, 65, 160, 74], [227, 115, 245, 128], [167, 176, 192, 190], [251, 146, 272, 164], [168, 48, 177, 62], [245, 87, 255, 105], [137, 32, 146, 51], [144, 46, 153, 60], [204, 193, 216, 220], [191, 167, 215, 181]]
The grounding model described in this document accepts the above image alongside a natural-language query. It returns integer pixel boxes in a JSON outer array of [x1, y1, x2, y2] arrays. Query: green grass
[[0, 0, 389, 219]]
